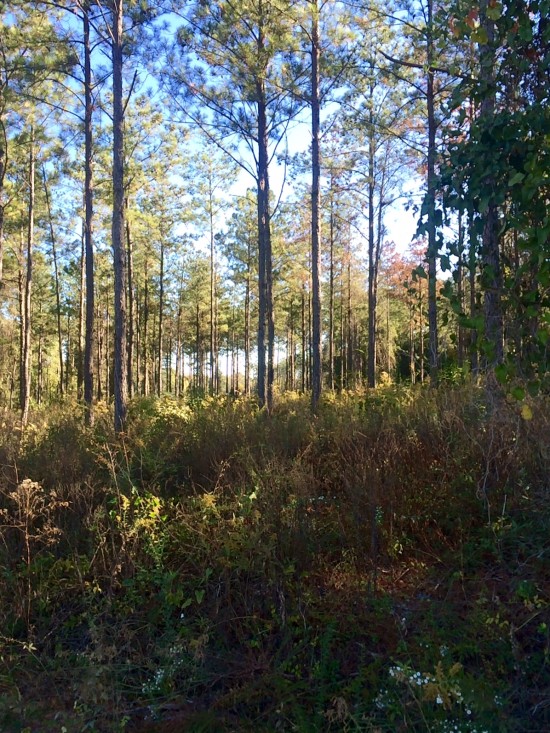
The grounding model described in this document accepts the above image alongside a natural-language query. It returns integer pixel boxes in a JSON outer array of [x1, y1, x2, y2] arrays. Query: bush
[[0, 384, 549, 731]]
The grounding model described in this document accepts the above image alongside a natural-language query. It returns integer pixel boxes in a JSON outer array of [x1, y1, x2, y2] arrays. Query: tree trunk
[[256, 9, 274, 412], [409, 302, 415, 384], [328, 193, 335, 390], [42, 167, 65, 396], [347, 254, 353, 387], [37, 322, 43, 405], [367, 79, 377, 388], [112, 0, 128, 431], [0, 115, 7, 290], [142, 255, 150, 395], [426, 0, 439, 385], [18, 230, 24, 409], [244, 244, 251, 395], [419, 278, 425, 383], [76, 227, 85, 398], [339, 265, 344, 390], [310, 0, 322, 411], [21, 129, 35, 426], [195, 302, 200, 389], [468, 203, 479, 375], [307, 282, 312, 390], [96, 300, 103, 400], [65, 313, 71, 394], [457, 212, 465, 367], [209, 193, 216, 395], [301, 285, 306, 393], [259, 128, 275, 409], [126, 200, 134, 398], [83, 4, 95, 425], [479, 0, 503, 369], [175, 269, 184, 397], [157, 240, 164, 396]]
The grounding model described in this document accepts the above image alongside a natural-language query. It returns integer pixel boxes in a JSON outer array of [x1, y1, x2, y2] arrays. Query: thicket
[[0, 386, 548, 732]]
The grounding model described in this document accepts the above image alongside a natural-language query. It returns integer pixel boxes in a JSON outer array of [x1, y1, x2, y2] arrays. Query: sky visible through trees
[[0, 0, 548, 427], [0, 5, 549, 728]]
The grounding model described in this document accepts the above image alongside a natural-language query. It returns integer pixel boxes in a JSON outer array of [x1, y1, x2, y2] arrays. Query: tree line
[[0, 0, 548, 429]]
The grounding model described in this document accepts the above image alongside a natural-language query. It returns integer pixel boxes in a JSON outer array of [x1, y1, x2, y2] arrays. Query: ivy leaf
[[472, 26, 488, 44], [508, 172, 525, 186], [494, 363, 510, 384], [511, 386, 525, 401], [460, 315, 484, 330], [527, 381, 540, 397], [486, 2, 502, 20]]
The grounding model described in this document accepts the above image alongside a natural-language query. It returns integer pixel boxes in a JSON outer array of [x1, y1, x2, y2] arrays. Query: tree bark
[[126, 200, 134, 398], [467, 202, 479, 375], [346, 252, 353, 387], [328, 192, 335, 390], [244, 239, 251, 395], [83, 3, 95, 425], [310, 0, 322, 411], [426, 0, 439, 385], [157, 240, 164, 396], [479, 0, 503, 369], [142, 254, 150, 395], [112, 0, 128, 432], [457, 212, 465, 367], [0, 115, 6, 290], [301, 284, 306, 392], [256, 79, 273, 410], [78, 226, 85, 398], [209, 190, 216, 395], [367, 74, 377, 388], [42, 166, 64, 396], [256, 3, 274, 412], [21, 129, 35, 426]]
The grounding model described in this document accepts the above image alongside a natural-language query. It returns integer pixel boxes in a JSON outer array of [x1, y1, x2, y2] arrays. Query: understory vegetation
[[0, 385, 549, 732]]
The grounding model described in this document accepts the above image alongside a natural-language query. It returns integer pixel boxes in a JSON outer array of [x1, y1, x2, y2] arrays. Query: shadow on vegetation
[[0, 384, 549, 731]]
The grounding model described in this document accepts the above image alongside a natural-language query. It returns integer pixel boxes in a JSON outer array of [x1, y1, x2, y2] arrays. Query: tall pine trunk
[[244, 242, 251, 396], [21, 129, 35, 426], [209, 195, 217, 395], [256, 76, 273, 411], [328, 191, 335, 390], [157, 241, 164, 396], [426, 0, 439, 385], [367, 75, 377, 388], [479, 0, 503, 370], [0, 113, 6, 289], [310, 0, 322, 411], [78, 226, 85, 398], [142, 255, 150, 395], [42, 167, 64, 396], [126, 200, 134, 398], [112, 0, 128, 431], [84, 4, 95, 425]]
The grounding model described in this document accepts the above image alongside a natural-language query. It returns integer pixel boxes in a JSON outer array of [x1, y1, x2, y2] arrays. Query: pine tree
[[166, 0, 304, 411]]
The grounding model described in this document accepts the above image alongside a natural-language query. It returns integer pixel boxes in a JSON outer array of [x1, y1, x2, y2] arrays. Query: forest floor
[[0, 385, 549, 732]]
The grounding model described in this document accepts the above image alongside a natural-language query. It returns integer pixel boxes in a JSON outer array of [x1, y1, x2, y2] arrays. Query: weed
[[0, 386, 548, 730]]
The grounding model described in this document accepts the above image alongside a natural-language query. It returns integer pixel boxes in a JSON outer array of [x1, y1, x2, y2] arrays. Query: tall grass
[[0, 385, 548, 731]]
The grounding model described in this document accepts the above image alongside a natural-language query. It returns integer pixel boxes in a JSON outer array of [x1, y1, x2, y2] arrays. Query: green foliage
[[442, 0, 550, 384], [0, 388, 549, 730]]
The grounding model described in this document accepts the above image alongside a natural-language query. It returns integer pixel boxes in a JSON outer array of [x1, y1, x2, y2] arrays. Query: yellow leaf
[[521, 404, 533, 420]]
